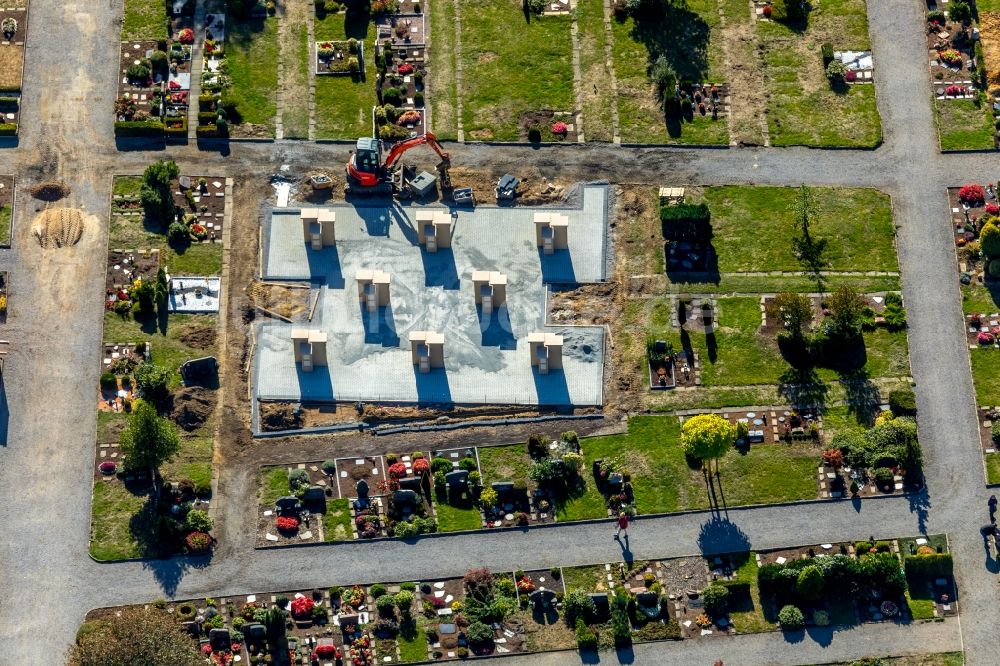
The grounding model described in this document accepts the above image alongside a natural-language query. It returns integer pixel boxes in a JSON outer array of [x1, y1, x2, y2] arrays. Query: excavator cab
[[353, 137, 382, 176]]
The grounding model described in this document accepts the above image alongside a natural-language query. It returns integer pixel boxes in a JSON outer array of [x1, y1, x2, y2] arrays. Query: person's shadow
[[615, 533, 634, 566]]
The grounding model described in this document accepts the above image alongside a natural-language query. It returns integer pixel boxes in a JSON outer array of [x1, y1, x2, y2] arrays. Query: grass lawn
[[817, 656, 963, 666], [971, 349, 1000, 405], [434, 498, 483, 532], [561, 564, 609, 592], [398, 620, 428, 662], [111, 176, 223, 276], [905, 590, 936, 620], [758, 0, 881, 147], [224, 15, 279, 132], [458, 0, 573, 141], [556, 416, 821, 520], [695, 186, 897, 273], [282, 22, 311, 139], [477, 443, 532, 486], [611, 0, 730, 144], [427, 0, 458, 139], [728, 553, 776, 633], [645, 297, 910, 388], [90, 481, 152, 560], [323, 498, 353, 541], [0, 203, 10, 245], [102, 311, 218, 386], [122, 0, 168, 41], [987, 453, 1000, 485], [935, 99, 995, 151], [576, 0, 614, 142], [260, 466, 289, 509], [961, 282, 1000, 314], [314, 12, 378, 139]]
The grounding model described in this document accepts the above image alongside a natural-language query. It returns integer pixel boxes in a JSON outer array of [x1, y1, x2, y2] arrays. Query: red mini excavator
[[345, 132, 451, 195]]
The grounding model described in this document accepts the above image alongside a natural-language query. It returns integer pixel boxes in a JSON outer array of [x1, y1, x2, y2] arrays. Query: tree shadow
[[777, 365, 828, 411], [838, 368, 881, 425], [908, 487, 931, 535], [625, 0, 710, 83], [141, 550, 214, 598], [696, 516, 751, 557], [705, 332, 717, 363]]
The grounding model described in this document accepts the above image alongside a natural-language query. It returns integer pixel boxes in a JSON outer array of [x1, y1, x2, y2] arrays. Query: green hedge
[[198, 94, 217, 111], [0, 97, 18, 111], [198, 111, 218, 124], [114, 120, 164, 137], [196, 123, 219, 138], [660, 203, 712, 241], [0, 123, 17, 136], [904, 553, 953, 578], [716, 580, 751, 598]]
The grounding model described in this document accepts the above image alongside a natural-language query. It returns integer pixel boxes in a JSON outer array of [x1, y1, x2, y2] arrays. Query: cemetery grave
[[0, 4, 24, 137], [171, 175, 227, 240], [0, 174, 13, 245], [220, 8, 279, 138], [104, 248, 159, 295], [97, 342, 147, 413], [646, 338, 699, 390], [313, 9, 379, 139], [196, 13, 226, 137], [0, 271, 7, 324], [374, 41, 429, 140]]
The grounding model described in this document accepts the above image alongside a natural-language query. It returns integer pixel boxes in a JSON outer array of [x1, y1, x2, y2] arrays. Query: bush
[[575, 618, 598, 650], [114, 120, 165, 137], [400, 581, 416, 592], [394, 521, 419, 538], [795, 565, 825, 601], [660, 203, 712, 241], [431, 457, 453, 475], [185, 531, 212, 553], [564, 590, 598, 626], [813, 609, 830, 626], [288, 468, 309, 489], [821, 43, 834, 67], [0, 122, 16, 136], [466, 621, 494, 645], [610, 607, 632, 646], [185, 509, 213, 532], [382, 86, 402, 106], [904, 553, 953, 578], [778, 604, 805, 629], [990, 259, 1000, 278], [527, 433, 550, 459], [100, 372, 118, 391], [888, 388, 916, 416], [826, 60, 847, 87], [376, 594, 397, 616], [527, 0, 545, 13], [530, 458, 571, 489], [702, 584, 728, 618], [134, 362, 170, 404], [874, 467, 894, 487], [883, 303, 906, 330], [949, 0, 972, 23], [370, 583, 388, 599], [992, 420, 1000, 446]]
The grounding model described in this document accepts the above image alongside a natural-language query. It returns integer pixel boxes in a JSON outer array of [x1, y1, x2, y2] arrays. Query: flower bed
[[316, 39, 363, 75]]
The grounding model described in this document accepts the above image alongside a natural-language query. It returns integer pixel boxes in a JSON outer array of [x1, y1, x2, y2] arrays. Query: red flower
[[978, 331, 995, 345], [412, 458, 430, 474], [986, 203, 999, 215], [551, 121, 568, 134], [178, 28, 194, 44], [398, 63, 414, 74], [275, 516, 300, 532], [515, 576, 535, 593], [960, 184, 986, 205], [388, 461, 408, 478], [291, 596, 316, 617], [315, 645, 340, 658], [762, 3, 772, 16]]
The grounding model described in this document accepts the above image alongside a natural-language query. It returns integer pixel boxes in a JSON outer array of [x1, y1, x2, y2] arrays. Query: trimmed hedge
[[660, 203, 712, 241], [888, 388, 916, 416], [904, 553, 953, 578], [196, 123, 219, 138], [0, 122, 16, 136], [199, 94, 217, 111], [114, 120, 164, 137], [0, 96, 18, 111], [821, 43, 834, 67]]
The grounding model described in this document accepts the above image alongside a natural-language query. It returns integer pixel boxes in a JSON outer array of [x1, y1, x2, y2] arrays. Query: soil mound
[[179, 325, 217, 350], [260, 403, 302, 431], [171, 386, 215, 431], [32, 207, 83, 248], [27, 181, 70, 201]]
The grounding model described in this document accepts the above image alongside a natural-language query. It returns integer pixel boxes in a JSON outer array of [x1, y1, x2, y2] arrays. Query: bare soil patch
[[32, 207, 84, 248], [171, 386, 216, 431], [28, 180, 69, 201], [0, 43, 23, 90], [982, 13, 1000, 87], [178, 323, 217, 350]]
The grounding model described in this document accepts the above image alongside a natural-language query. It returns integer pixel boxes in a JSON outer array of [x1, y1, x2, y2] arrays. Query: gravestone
[[302, 485, 327, 507], [529, 589, 556, 608], [209, 628, 231, 651], [445, 469, 469, 487], [393, 489, 419, 510], [589, 593, 610, 618], [398, 476, 422, 492], [276, 496, 301, 514], [246, 623, 267, 641]]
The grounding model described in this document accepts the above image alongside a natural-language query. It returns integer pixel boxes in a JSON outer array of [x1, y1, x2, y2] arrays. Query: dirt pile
[[981, 12, 1000, 87], [178, 325, 217, 350], [27, 181, 70, 201], [260, 403, 302, 431], [32, 207, 83, 248], [171, 386, 215, 431]]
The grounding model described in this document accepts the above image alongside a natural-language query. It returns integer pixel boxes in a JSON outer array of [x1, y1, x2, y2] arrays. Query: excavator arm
[[382, 132, 450, 171]]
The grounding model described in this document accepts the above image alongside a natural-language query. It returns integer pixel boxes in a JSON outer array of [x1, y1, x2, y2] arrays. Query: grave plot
[[429, 447, 486, 532], [105, 249, 159, 293], [97, 343, 148, 413], [646, 338, 699, 390], [374, 55, 428, 139], [316, 38, 364, 75], [115, 40, 162, 131], [977, 407, 1000, 456], [256, 463, 354, 547], [197, 13, 226, 137], [221, 9, 279, 138], [0, 174, 13, 245], [172, 175, 227, 241], [0, 7, 24, 137], [477, 436, 570, 528], [0, 271, 7, 324], [313, 9, 379, 139]]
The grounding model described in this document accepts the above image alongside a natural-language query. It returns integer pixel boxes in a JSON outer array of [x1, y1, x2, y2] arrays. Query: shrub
[[822, 448, 844, 468], [100, 372, 118, 391], [778, 604, 804, 629], [883, 303, 906, 330], [904, 553, 953, 578], [527, 433, 550, 458], [288, 468, 309, 489], [563, 590, 598, 626], [376, 594, 397, 616], [186, 509, 213, 532], [821, 43, 834, 67], [466, 621, 494, 645], [826, 60, 847, 87], [795, 565, 825, 601], [702, 584, 728, 618], [395, 590, 415, 614], [949, 0, 972, 23], [959, 184, 986, 205], [382, 86, 402, 105], [874, 467, 894, 487], [394, 521, 419, 538], [527, 0, 545, 13], [431, 457, 453, 474], [813, 609, 830, 626], [126, 62, 150, 82], [575, 618, 598, 650], [992, 420, 1000, 446], [611, 607, 632, 646], [167, 221, 190, 246], [888, 388, 916, 416], [185, 531, 212, 553], [400, 581, 416, 592], [370, 583, 388, 599], [990, 260, 1000, 279]]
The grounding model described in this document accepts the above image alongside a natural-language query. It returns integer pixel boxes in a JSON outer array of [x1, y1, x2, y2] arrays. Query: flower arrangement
[[398, 62, 415, 74], [959, 184, 986, 204], [291, 596, 316, 617], [695, 613, 712, 628], [516, 575, 535, 593], [845, 69, 857, 82], [945, 84, 967, 97], [345, 585, 366, 607], [348, 634, 374, 665], [980, 331, 996, 345], [178, 27, 195, 44], [939, 48, 962, 66], [99, 461, 118, 475], [185, 531, 212, 553], [762, 3, 772, 16], [314, 644, 341, 659], [275, 516, 300, 532], [971, 312, 983, 326], [388, 461, 408, 478], [191, 223, 208, 239], [397, 110, 422, 126], [917, 545, 935, 555], [879, 600, 898, 617], [412, 458, 430, 474], [551, 121, 568, 134]]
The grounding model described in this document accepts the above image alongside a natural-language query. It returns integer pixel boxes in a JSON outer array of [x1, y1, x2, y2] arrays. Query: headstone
[[491, 481, 514, 495], [276, 496, 301, 512], [393, 489, 419, 507], [356, 479, 370, 498], [529, 589, 556, 608], [445, 469, 469, 487], [398, 476, 422, 492], [246, 623, 267, 641], [302, 485, 327, 504], [209, 628, 231, 651], [589, 593, 610, 618]]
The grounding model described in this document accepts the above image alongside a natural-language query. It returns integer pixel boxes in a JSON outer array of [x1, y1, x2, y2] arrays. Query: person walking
[[615, 511, 629, 540], [990, 495, 998, 523]]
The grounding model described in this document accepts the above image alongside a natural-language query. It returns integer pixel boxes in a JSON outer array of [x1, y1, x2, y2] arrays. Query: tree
[[139, 160, 179, 227], [825, 60, 847, 89], [154, 267, 169, 304], [680, 413, 736, 475], [949, 0, 972, 24], [68, 607, 202, 666], [120, 401, 180, 474], [791, 185, 828, 280], [650, 55, 677, 112], [826, 285, 866, 340], [134, 362, 171, 405], [980, 221, 1000, 259], [767, 292, 813, 340]]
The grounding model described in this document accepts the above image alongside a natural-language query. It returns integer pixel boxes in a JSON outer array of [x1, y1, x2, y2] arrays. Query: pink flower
[[551, 121, 568, 134]]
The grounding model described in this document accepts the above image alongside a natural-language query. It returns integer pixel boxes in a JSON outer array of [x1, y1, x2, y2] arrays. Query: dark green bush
[[904, 553, 953, 578], [198, 111, 218, 124], [874, 467, 894, 486], [632, 620, 681, 641], [778, 604, 804, 629], [702, 584, 728, 617], [821, 43, 834, 67], [563, 590, 598, 626], [466, 621, 494, 646], [575, 618, 598, 650], [660, 203, 712, 241], [114, 120, 165, 137], [196, 123, 219, 138], [888, 388, 916, 416], [527, 433, 550, 459], [795, 565, 825, 601]]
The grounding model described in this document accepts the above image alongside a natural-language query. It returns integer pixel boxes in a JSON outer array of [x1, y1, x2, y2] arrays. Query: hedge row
[[114, 120, 165, 137], [660, 203, 712, 240], [0, 123, 17, 136], [903, 553, 952, 578]]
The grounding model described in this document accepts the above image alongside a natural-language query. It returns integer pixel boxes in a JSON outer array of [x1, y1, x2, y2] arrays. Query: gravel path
[[0, 0, 996, 664]]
